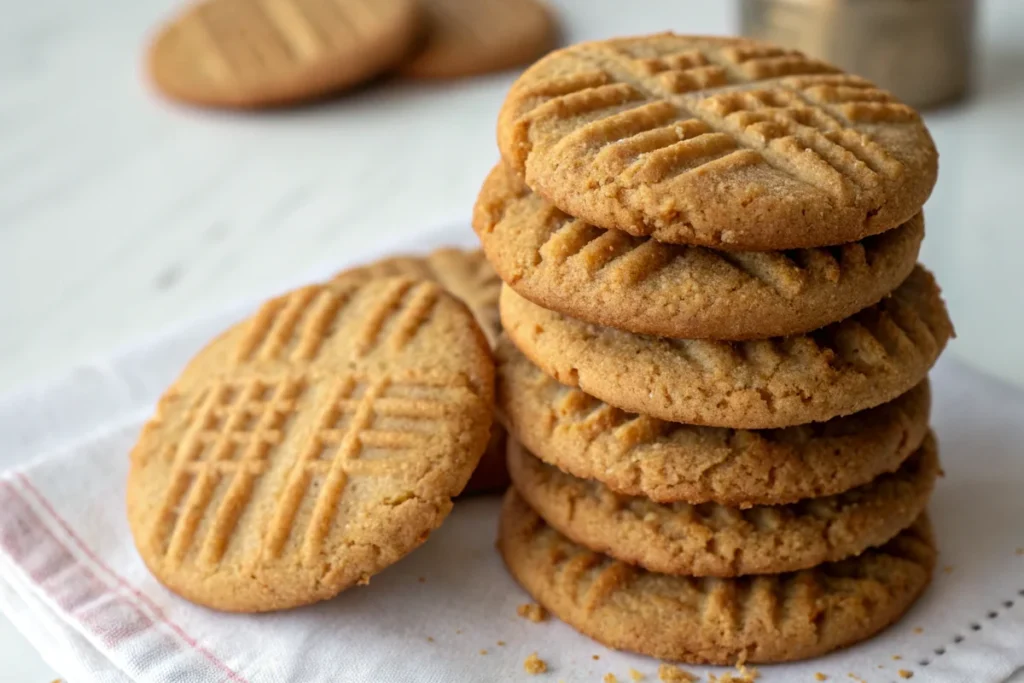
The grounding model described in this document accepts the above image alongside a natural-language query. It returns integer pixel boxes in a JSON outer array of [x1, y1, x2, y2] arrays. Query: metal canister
[[739, 0, 976, 109]]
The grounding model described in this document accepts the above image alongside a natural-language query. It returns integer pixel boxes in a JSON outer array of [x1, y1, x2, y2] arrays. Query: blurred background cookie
[[401, 0, 558, 79], [147, 0, 419, 108]]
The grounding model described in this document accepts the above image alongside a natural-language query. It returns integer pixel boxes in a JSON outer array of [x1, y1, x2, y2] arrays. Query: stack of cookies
[[475, 33, 954, 664]]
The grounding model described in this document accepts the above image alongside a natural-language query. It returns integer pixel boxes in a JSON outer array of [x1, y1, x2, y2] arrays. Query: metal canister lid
[[739, 0, 976, 109]]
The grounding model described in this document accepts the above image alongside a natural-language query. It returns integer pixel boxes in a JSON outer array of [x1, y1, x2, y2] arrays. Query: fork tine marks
[[622, 132, 739, 185], [552, 100, 680, 163], [352, 279, 414, 358], [389, 283, 440, 352]]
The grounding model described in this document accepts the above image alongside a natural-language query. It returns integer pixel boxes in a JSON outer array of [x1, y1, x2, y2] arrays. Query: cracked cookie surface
[[128, 271, 494, 611]]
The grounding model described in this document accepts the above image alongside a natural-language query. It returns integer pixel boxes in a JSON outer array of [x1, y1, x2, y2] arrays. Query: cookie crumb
[[456, 629, 463, 634], [629, 669, 645, 681], [847, 675, 867, 683], [737, 664, 759, 681], [815, 675, 828, 682], [479, 649, 488, 655], [943, 565, 954, 573], [709, 664, 759, 683], [712, 667, 761, 683], [913, 627, 923, 634], [418, 576, 426, 583], [524, 652, 548, 675], [518, 603, 549, 622], [898, 671, 914, 679], [892, 655, 902, 660], [604, 675, 618, 683], [497, 640, 506, 647], [658, 664, 698, 682], [426, 636, 434, 643], [593, 655, 601, 661]]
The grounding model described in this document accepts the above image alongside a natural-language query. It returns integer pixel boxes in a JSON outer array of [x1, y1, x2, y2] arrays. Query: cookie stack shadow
[[473, 34, 954, 665]]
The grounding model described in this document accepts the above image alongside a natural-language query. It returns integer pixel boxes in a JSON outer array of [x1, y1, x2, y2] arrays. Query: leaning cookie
[[128, 272, 494, 612]]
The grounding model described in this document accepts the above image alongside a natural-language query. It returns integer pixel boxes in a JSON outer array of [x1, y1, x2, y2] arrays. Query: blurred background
[[1, 0, 1022, 399], [1, 0, 1022, 679]]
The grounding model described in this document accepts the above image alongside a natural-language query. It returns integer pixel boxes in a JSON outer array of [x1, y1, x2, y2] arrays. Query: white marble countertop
[[2, 0, 1023, 680]]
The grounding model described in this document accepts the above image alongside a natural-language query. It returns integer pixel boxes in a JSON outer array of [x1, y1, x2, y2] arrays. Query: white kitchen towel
[[1, 225, 1022, 683]]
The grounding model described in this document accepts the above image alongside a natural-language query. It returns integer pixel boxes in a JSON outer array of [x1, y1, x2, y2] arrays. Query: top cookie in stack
[[495, 33, 937, 253], [476, 33, 954, 666]]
